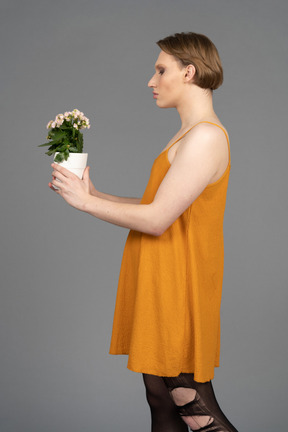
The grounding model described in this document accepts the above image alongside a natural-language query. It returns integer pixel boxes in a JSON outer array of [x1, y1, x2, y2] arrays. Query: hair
[[156, 32, 223, 90]]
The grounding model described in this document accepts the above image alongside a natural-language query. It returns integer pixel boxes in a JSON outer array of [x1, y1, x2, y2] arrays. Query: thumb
[[83, 166, 90, 183]]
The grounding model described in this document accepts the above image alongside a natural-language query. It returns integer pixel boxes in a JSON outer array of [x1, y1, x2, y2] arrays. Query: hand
[[88, 177, 99, 197], [49, 163, 92, 210]]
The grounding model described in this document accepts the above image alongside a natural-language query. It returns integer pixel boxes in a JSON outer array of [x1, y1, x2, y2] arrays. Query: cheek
[[162, 74, 180, 91], [159, 79, 174, 96]]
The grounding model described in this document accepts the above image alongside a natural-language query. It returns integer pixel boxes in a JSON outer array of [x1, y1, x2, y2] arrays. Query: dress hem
[[109, 351, 219, 382]]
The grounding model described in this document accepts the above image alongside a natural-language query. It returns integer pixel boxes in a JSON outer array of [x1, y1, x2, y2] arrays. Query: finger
[[51, 163, 72, 178], [52, 170, 66, 183], [83, 166, 90, 183], [51, 178, 63, 190], [49, 182, 61, 193]]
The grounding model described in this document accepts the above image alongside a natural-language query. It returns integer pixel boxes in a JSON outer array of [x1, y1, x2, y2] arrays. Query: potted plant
[[39, 109, 90, 178]]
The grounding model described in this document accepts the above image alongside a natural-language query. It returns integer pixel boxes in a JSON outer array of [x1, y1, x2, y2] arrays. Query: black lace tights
[[143, 373, 238, 432]]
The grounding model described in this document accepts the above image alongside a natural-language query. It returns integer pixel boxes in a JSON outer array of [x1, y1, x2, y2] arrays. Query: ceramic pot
[[54, 153, 88, 179]]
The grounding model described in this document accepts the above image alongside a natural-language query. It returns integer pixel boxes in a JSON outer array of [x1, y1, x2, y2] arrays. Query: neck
[[176, 86, 216, 130]]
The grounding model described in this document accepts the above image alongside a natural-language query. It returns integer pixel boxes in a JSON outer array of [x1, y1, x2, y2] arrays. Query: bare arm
[[89, 179, 141, 204], [50, 124, 228, 236]]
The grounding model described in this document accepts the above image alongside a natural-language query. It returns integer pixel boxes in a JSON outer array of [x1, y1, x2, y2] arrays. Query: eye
[[158, 69, 165, 75]]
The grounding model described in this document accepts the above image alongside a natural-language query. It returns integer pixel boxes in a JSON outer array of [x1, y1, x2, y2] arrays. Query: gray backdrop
[[1, 0, 287, 431]]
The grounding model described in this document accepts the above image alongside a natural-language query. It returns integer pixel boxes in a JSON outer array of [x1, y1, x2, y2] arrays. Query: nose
[[148, 73, 156, 88]]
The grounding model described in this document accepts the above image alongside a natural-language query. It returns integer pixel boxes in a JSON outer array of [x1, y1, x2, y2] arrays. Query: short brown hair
[[157, 32, 223, 90]]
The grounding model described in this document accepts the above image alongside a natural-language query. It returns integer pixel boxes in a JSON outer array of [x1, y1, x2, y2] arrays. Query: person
[[49, 32, 238, 432]]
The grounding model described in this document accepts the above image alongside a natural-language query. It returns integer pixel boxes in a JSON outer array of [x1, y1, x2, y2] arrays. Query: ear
[[184, 64, 196, 83]]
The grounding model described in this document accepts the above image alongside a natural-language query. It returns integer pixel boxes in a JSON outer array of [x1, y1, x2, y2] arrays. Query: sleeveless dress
[[109, 121, 231, 383]]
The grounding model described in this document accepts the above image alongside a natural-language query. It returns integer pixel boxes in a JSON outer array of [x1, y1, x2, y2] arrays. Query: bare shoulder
[[180, 121, 229, 159], [170, 122, 230, 183], [185, 121, 229, 146]]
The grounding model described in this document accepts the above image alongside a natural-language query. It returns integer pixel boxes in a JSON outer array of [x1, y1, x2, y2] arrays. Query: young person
[[50, 32, 238, 432]]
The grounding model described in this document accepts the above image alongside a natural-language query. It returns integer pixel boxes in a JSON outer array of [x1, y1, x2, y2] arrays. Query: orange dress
[[109, 121, 231, 382]]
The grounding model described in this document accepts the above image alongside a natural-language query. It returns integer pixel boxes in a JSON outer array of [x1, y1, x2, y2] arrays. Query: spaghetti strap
[[166, 121, 230, 162], [166, 126, 196, 152], [201, 121, 231, 162]]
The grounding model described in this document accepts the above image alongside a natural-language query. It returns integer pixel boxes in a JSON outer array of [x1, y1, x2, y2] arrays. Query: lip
[[153, 92, 158, 98]]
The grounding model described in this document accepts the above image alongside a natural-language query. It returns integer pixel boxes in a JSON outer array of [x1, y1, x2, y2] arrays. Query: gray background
[[1, 0, 287, 431]]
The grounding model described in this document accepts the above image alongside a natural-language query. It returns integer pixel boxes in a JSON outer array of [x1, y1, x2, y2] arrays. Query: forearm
[[95, 190, 141, 204], [82, 196, 162, 236], [89, 182, 141, 204]]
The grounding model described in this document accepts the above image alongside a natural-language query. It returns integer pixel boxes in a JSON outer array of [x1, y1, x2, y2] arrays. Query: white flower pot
[[55, 153, 88, 179]]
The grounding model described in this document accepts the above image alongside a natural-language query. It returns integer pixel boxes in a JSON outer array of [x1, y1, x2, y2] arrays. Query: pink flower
[[45, 109, 90, 133]]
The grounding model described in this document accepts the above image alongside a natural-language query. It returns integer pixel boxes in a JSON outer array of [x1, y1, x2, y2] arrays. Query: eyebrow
[[155, 63, 165, 70]]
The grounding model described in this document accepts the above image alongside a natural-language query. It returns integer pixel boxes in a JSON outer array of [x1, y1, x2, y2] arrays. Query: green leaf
[[45, 142, 60, 150], [58, 125, 70, 130], [68, 146, 78, 153], [62, 138, 71, 146], [64, 149, 70, 156], [56, 143, 68, 152], [45, 140, 58, 146], [38, 142, 51, 147], [45, 149, 57, 156], [76, 132, 84, 153], [49, 130, 67, 143], [40, 141, 66, 156], [54, 153, 65, 163]]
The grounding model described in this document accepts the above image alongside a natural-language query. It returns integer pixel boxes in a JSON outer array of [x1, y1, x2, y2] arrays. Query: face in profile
[[148, 51, 188, 109]]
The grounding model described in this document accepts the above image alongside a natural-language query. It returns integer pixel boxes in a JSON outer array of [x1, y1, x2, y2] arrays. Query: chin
[[156, 100, 173, 109]]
